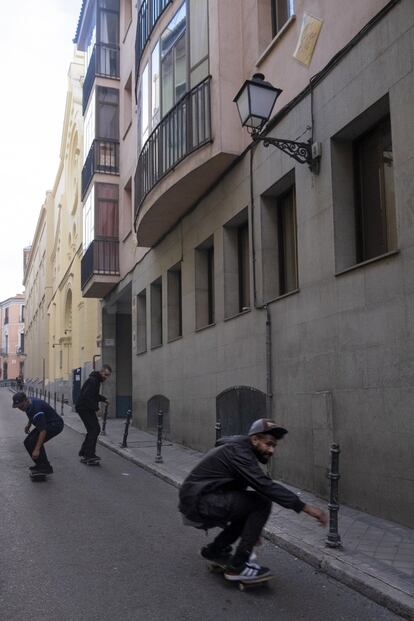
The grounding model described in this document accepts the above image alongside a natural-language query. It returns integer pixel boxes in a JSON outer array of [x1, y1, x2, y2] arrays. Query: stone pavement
[[59, 404, 414, 619]]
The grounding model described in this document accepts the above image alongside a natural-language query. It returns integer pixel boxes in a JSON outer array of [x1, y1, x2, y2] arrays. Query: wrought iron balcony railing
[[81, 239, 120, 290], [136, 0, 172, 68], [134, 76, 212, 218], [82, 138, 119, 200], [83, 43, 120, 114]]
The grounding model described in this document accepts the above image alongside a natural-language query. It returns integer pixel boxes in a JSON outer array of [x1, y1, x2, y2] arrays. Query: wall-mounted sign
[[293, 13, 323, 67], [104, 338, 115, 347]]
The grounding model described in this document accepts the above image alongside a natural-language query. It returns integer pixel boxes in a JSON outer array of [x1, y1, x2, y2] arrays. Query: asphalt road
[[0, 388, 402, 621]]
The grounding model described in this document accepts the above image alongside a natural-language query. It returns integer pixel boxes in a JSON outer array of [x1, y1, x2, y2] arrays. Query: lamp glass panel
[[235, 86, 250, 125], [249, 83, 279, 121]]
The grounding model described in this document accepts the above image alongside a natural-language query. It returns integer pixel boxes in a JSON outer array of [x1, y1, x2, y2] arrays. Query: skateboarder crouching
[[12, 392, 64, 474], [179, 418, 327, 582], [75, 365, 112, 464]]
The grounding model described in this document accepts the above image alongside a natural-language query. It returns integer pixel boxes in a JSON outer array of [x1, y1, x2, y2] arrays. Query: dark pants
[[24, 423, 63, 466], [77, 409, 101, 458], [197, 490, 272, 564]]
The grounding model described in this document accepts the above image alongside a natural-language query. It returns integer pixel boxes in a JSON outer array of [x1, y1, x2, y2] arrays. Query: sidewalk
[[61, 405, 414, 620]]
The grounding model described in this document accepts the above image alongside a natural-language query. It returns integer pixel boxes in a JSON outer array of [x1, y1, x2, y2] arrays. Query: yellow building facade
[[25, 52, 102, 401]]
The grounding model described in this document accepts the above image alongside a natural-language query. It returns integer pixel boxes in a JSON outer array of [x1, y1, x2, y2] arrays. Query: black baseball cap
[[12, 392, 27, 407], [248, 418, 287, 439]]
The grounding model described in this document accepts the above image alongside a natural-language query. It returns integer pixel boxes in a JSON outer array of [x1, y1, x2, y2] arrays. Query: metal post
[[47, 390, 50, 404], [326, 443, 342, 548], [35, 388, 38, 398], [215, 419, 222, 443], [101, 402, 109, 436], [155, 409, 164, 463], [121, 409, 132, 448], [61, 394, 64, 417], [53, 392, 57, 409]]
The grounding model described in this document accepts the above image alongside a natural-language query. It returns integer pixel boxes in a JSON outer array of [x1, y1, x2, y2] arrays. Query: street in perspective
[[1, 0, 414, 619], [0, 388, 406, 621]]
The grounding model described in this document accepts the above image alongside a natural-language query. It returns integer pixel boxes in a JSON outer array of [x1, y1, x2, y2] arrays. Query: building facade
[[0, 294, 25, 381], [73, 0, 414, 527], [24, 193, 53, 387], [24, 53, 102, 400]]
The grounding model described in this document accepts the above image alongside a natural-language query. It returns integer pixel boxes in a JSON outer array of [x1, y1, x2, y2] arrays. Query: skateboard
[[80, 457, 101, 466], [30, 471, 48, 482], [207, 561, 275, 591]]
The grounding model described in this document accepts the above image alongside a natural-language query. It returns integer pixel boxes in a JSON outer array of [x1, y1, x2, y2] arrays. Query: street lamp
[[234, 73, 321, 172]]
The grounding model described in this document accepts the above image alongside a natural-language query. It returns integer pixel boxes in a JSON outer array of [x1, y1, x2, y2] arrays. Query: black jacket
[[178, 435, 305, 520], [75, 371, 107, 412]]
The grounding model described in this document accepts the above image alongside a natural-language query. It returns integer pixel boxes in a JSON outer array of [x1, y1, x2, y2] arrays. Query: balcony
[[81, 240, 120, 298], [136, 0, 172, 69], [82, 138, 119, 200], [83, 43, 120, 114], [0, 350, 8, 357], [135, 77, 212, 219]]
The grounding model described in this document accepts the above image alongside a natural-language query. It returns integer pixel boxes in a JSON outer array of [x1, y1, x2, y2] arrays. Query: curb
[[74, 422, 413, 620]]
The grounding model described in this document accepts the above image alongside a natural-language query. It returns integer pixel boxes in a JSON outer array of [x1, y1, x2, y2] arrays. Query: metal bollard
[[61, 394, 64, 417], [121, 409, 132, 448], [35, 388, 38, 398], [101, 402, 109, 436], [326, 443, 342, 548], [53, 392, 57, 410], [215, 420, 222, 444], [48, 390, 50, 404], [155, 409, 164, 463]]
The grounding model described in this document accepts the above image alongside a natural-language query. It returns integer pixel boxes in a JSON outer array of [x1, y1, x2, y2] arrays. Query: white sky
[[0, 0, 82, 302]]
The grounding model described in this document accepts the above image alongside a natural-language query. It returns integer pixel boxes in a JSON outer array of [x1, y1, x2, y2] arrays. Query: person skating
[[179, 418, 327, 582], [12, 392, 64, 474], [75, 365, 112, 464]]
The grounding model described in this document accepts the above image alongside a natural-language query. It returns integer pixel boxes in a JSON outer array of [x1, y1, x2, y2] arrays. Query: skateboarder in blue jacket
[[12, 392, 64, 474]]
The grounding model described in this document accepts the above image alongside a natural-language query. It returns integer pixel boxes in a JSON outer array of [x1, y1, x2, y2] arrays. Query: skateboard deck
[[80, 458, 101, 466], [30, 472, 48, 482], [207, 561, 274, 591]]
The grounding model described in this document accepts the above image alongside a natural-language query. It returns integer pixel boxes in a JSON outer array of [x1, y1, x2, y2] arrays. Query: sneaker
[[36, 465, 53, 475], [90, 454, 101, 460], [224, 561, 272, 582], [200, 544, 233, 564]]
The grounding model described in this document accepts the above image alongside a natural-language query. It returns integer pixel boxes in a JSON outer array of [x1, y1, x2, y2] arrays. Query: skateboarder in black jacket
[[179, 418, 327, 582], [75, 365, 112, 463], [12, 392, 64, 474]]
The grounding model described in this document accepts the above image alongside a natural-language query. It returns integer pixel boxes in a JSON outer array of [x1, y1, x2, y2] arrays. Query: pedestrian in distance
[[12, 392, 64, 475], [179, 418, 328, 582], [75, 365, 112, 465]]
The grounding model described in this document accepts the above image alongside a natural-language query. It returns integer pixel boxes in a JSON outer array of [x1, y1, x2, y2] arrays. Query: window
[[151, 43, 160, 128], [136, 289, 147, 353], [161, 3, 187, 116], [20, 305, 25, 322], [19, 332, 25, 353], [83, 186, 95, 251], [224, 209, 250, 318], [331, 96, 396, 271], [262, 171, 298, 299], [96, 183, 119, 239], [354, 117, 396, 263], [271, 0, 294, 37], [141, 63, 150, 146], [150, 277, 163, 347], [97, 87, 119, 140], [123, 73, 132, 136], [4, 308, 9, 324], [121, 178, 132, 239], [195, 237, 215, 329], [167, 263, 182, 340]]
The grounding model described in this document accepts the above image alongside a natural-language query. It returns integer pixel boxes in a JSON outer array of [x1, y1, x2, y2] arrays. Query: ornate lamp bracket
[[254, 134, 321, 173]]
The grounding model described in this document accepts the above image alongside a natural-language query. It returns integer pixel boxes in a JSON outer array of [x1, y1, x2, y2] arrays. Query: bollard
[[47, 390, 50, 404], [61, 394, 64, 417], [326, 443, 342, 548], [35, 388, 38, 398], [101, 402, 109, 436], [155, 409, 164, 463], [215, 420, 222, 444], [121, 409, 132, 448], [53, 392, 57, 410]]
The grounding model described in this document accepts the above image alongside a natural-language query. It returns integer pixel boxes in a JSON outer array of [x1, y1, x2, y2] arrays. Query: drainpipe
[[249, 147, 273, 418]]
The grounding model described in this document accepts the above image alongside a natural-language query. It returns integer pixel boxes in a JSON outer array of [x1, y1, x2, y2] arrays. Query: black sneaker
[[224, 561, 272, 582], [90, 454, 101, 460], [200, 544, 233, 564], [36, 465, 53, 475]]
